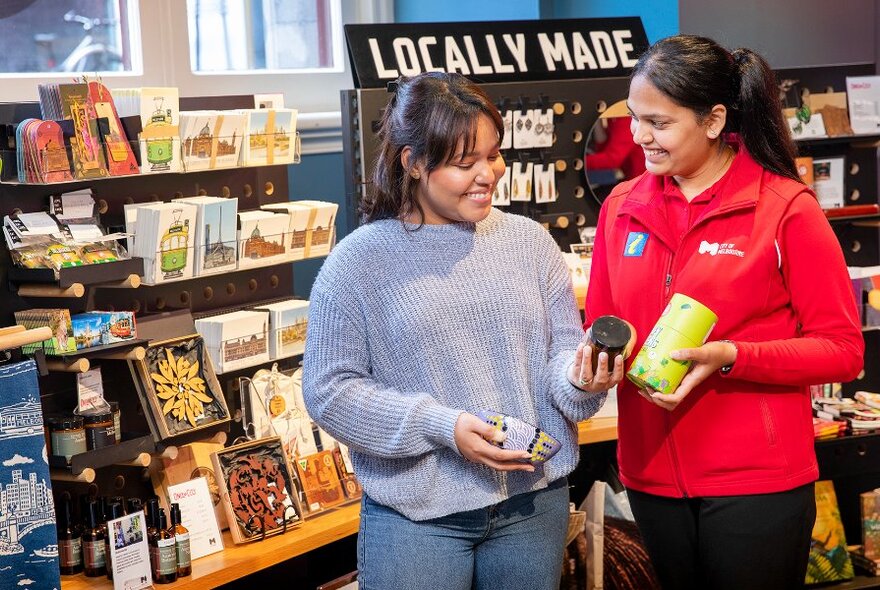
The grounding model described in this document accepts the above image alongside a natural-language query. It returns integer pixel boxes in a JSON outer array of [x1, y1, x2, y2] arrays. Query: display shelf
[[48, 433, 155, 476], [0, 135, 302, 188], [828, 212, 880, 223], [795, 133, 880, 146], [59, 501, 361, 590], [134, 251, 327, 288], [51, 339, 149, 361], [577, 416, 618, 444], [9, 257, 144, 290], [820, 574, 880, 589], [816, 431, 880, 480]]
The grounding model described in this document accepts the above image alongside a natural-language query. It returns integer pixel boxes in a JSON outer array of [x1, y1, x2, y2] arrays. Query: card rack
[[0, 95, 297, 503], [341, 77, 631, 251]]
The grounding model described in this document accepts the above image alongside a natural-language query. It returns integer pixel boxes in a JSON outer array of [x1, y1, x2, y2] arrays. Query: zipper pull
[[665, 274, 672, 288]]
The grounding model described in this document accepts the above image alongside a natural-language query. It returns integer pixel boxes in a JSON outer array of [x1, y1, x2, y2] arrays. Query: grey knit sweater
[[302, 208, 606, 521]]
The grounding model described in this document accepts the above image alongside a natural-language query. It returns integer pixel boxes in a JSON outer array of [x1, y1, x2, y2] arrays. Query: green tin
[[626, 293, 718, 394]]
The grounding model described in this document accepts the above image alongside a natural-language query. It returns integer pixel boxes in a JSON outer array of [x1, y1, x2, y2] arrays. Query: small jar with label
[[82, 408, 117, 450], [109, 401, 122, 443], [584, 315, 635, 373], [48, 415, 87, 464]]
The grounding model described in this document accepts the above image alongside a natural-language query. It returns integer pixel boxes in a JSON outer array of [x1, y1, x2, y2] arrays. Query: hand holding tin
[[641, 339, 737, 411], [453, 412, 535, 472]]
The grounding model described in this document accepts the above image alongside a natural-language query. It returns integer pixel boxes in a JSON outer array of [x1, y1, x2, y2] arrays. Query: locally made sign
[[345, 18, 649, 88]]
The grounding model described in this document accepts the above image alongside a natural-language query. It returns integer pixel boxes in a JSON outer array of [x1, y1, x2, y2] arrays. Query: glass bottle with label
[[104, 502, 124, 580], [151, 508, 178, 584], [145, 498, 159, 540], [57, 496, 83, 575], [169, 503, 192, 577], [127, 497, 143, 517], [83, 501, 106, 577]]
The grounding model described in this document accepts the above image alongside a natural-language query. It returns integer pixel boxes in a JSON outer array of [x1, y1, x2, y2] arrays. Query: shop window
[[187, 0, 341, 73], [0, 0, 138, 74]]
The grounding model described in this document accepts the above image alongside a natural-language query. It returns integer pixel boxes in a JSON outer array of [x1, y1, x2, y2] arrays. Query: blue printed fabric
[[0, 360, 61, 590]]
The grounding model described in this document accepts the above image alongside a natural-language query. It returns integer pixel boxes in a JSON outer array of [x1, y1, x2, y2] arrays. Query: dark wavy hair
[[632, 35, 799, 182], [362, 72, 504, 224]]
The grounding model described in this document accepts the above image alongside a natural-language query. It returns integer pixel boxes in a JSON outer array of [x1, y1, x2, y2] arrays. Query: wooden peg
[[94, 346, 145, 361], [0, 325, 26, 338], [17, 283, 85, 298], [45, 357, 90, 373], [157, 445, 178, 461], [51, 467, 96, 483], [0, 326, 52, 352], [115, 452, 151, 468], [100, 274, 141, 289]]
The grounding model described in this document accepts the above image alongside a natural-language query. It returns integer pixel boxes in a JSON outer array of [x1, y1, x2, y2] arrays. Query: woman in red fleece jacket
[[584, 35, 864, 590]]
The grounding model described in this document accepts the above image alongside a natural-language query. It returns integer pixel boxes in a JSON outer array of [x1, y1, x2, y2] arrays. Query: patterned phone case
[[477, 410, 562, 464]]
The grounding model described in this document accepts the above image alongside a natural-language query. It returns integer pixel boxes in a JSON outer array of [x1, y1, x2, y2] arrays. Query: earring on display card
[[525, 179, 532, 196], [793, 103, 812, 135], [513, 178, 519, 198]]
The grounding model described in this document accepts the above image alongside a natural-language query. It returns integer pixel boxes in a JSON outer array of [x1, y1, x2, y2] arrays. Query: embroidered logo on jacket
[[624, 232, 648, 257], [698, 240, 744, 257]]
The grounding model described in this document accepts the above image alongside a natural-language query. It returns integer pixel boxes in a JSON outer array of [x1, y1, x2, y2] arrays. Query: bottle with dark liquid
[[168, 503, 192, 577], [57, 496, 83, 575], [82, 501, 106, 577], [104, 502, 125, 580], [151, 508, 178, 584], [127, 497, 143, 516]]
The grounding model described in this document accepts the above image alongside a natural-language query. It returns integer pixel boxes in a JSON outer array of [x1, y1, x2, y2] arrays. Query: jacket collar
[[617, 146, 763, 249]]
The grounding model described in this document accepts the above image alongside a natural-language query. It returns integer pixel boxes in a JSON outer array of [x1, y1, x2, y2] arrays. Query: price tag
[[77, 368, 105, 413]]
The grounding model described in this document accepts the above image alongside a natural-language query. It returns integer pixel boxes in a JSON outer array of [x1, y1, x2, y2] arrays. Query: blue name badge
[[624, 232, 648, 257]]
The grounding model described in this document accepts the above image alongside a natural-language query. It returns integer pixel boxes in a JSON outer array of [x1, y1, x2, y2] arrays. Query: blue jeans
[[357, 478, 569, 590]]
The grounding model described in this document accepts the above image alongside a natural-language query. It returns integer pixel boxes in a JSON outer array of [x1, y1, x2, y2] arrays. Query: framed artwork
[[211, 436, 304, 544], [131, 334, 229, 440]]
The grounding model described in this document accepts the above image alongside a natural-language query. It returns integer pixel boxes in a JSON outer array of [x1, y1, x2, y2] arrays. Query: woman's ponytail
[[730, 48, 799, 182]]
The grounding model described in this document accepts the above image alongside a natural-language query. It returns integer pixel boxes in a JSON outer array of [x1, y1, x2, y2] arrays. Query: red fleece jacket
[[585, 148, 864, 498]]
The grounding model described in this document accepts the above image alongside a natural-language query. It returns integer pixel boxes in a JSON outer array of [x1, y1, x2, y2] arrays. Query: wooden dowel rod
[[115, 452, 151, 468], [94, 346, 145, 361], [99, 274, 141, 289], [0, 326, 52, 352], [0, 325, 26, 338], [157, 445, 178, 461], [45, 357, 90, 373], [211, 431, 228, 446], [51, 467, 95, 483], [17, 283, 85, 298]]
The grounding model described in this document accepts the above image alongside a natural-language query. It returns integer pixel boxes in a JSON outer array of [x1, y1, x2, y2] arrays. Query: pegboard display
[[342, 77, 630, 250], [0, 95, 299, 505], [776, 64, 880, 267]]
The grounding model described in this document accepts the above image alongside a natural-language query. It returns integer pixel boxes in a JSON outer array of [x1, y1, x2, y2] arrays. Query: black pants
[[627, 483, 816, 590]]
